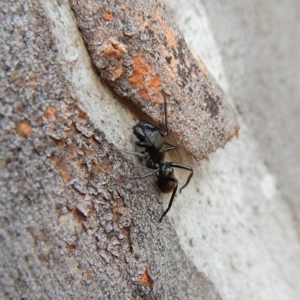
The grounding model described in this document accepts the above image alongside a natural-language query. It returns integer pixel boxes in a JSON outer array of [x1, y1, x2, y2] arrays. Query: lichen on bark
[[69, 0, 239, 160], [0, 0, 221, 298]]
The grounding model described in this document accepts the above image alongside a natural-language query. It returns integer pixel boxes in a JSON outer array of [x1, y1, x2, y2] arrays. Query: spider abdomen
[[157, 163, 176, 193], [157, 178, 176, 193]]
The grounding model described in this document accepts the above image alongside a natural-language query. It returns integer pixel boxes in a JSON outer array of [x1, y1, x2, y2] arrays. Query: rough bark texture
[[69, 0, 239, 160], [0, 0, 220, 299]]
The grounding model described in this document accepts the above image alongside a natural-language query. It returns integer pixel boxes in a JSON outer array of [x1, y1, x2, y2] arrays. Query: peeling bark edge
[[69, 0, 239, 160]]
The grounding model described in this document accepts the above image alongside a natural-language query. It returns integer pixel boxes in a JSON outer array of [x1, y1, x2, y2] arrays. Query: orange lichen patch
[[134, 55, 151, 74], [101, 157, 113, 172], [103, 12, 114, 21], [101, 39, 126, 59], [129, 54, 151, 88], [45, 106, 57, 120], [51, 156, 71, 182], [104, 47, 122, 58], [72, 206, 87, 221], [156, 10, 177, 46], [112, 207, 120, 225], [69, 147, 79, 156], [83, 270, 95, 278], [147, 74, 161, 92], [186, 112, 196, 121], [77, 106, 88, 121], [51, 138, 66, 148], [139, 89, 150, 100], [109, 65, 124, 81], [27, 76, 39, 90], [138, 270, 154, 288], [58, 164, 71, 182], [66, 244, 75, 252], [58, 215, 65, 226], [14, 74, 41, 90], [149, 92, 164, 104], [36, 145, 46, 154], [115, 173, 123, 186], [14, 75, 24, 88], [17, 121, 33, 137], [87, 209, 94, 217], [91, 156, 113, 176], [108, 80, 116, 87]]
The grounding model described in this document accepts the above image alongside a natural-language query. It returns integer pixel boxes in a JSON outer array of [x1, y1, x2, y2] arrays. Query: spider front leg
[[158, 176, 178, 222], [121, 149, 147, 158], [128, 168, 158, 180]]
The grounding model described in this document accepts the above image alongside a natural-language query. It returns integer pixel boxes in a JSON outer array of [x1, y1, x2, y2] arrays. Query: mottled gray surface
[[0, 0, 221, 299]]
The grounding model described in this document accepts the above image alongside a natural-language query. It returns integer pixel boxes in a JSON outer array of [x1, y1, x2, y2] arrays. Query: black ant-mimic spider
[[126, 96, 193, 222]]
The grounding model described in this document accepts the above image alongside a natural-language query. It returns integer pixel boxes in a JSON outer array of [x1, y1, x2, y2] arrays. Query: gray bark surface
[[0, 0, 220, 299]]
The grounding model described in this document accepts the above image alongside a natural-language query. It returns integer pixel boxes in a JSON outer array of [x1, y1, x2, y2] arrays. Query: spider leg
[[158, 176, 178, 222], [164, 144, 176, 152], [146, 159, 159, 169], [159, 95, 169, 137], [169, 163, 193, 193], [121, 149, 147, 158], [128, 168, 158, 180], [135, 140, 153, 148], [141, 95, 169, 140]]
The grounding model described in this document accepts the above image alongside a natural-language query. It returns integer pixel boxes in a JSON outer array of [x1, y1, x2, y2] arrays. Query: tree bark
[[69, 0, 239, 160], [0, 0, 220, 299]]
